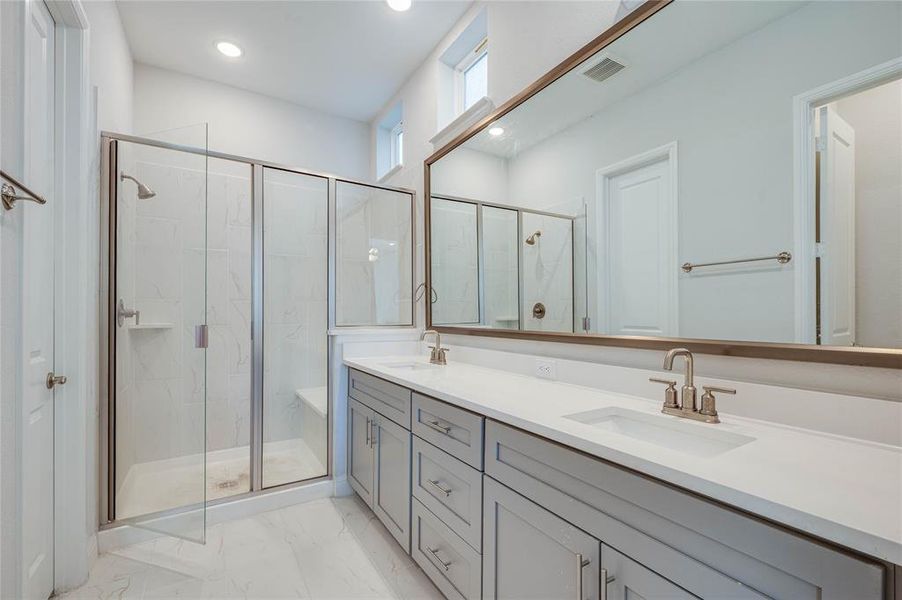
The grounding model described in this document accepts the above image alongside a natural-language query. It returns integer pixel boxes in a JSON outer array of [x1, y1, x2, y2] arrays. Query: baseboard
[[333, 476, 353, 497]]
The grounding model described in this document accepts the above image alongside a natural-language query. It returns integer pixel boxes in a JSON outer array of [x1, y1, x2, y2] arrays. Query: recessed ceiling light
[[386, 0, 411, 11], [216, 41, 243, 58], [489, 126, 504, 137]]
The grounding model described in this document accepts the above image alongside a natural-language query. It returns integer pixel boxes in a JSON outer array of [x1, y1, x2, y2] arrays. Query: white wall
[[834, 80, 902, 349], [133, 64, 370, 180], [84, 0, 133, 133]]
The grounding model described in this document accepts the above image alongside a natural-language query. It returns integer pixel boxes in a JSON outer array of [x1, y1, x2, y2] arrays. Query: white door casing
[[818, 106, 856, 346], [596, 143, 678, 337], [21, 0, 56, 598]]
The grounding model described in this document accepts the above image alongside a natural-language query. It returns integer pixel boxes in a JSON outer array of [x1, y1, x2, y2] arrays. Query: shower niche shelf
[[127, 323, 174, 331]]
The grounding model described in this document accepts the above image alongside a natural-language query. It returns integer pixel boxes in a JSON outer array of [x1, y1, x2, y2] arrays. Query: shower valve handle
[[117, 299, 140, 327]]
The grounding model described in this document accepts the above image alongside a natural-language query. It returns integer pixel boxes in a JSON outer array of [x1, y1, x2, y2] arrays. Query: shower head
[[120, 172, 156, 200], [525, 230, 542, 245]]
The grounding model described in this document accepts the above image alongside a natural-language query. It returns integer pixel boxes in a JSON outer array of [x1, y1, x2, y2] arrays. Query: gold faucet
[[650, 348, 734, 424], [421, 330, 448, 365]]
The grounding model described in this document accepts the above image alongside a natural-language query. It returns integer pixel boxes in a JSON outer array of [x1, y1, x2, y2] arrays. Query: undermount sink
[[563, 406, 755, 457], [379, 361, 439, 371]]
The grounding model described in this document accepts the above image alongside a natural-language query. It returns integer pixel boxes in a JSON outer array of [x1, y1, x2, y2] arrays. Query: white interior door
[[21, 1, 56, 598], [599, 156, 676, 336], [818, 105, 856, 346]]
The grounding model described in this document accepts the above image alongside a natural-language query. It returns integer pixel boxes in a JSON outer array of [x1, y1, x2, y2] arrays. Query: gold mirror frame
[[424, 0, 902, 369]]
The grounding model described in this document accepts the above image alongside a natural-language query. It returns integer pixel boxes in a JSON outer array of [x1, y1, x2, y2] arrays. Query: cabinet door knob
[[46, 372, 67, 389]]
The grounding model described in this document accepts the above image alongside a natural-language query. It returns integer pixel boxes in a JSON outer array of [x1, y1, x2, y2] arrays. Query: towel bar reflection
[[1, 169, 47, 211], [682, 251, 791, 273]]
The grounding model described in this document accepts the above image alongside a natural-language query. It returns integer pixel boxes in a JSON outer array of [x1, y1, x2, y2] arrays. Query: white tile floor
[[57, 497, 441, 599]]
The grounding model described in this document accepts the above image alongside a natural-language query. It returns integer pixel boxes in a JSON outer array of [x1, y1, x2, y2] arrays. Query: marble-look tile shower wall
[[335, 183, 413, 326], [262, 169, 328, 460], [430, 199, 479, 325], [117, 153, 254, 477], [521, 212, 574, 332]]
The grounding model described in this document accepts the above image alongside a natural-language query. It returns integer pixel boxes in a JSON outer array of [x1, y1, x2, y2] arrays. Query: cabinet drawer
[[411, 498, 481, 600], [412, 436, 483, 551], [348, 369, 411, 429], [485, 420, 884, 599], [412, 393, 484, 469]]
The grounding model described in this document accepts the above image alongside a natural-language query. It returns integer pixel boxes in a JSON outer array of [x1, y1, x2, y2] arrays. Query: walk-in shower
[[100, 130, 414, 542]]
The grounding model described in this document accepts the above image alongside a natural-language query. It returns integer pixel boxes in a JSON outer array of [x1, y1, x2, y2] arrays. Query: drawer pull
[[427, 479, 452, 497], [425, 546, 452, 572], [425, 419, 453, 435], [364, 417, 371, 446], [576, 554, 590, 600], [600, 568, 616, 600]]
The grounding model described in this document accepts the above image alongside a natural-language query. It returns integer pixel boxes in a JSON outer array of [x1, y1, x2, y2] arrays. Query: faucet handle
[[649, 378, 679, 409], [702, 385, 735, 395], [699, 386, 735, 423]]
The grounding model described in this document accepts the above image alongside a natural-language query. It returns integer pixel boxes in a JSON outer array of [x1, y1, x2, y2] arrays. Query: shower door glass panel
[[113, 125, 209, 542], [431, 198, 479, 325], [204, 157, 252, 499], [262, 168, 329, 488], [335, 181, 414, 326], [482, 206, 519, 329]]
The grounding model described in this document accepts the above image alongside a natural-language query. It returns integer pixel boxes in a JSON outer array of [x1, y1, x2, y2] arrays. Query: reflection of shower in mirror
[[525, 230, 542, 245]]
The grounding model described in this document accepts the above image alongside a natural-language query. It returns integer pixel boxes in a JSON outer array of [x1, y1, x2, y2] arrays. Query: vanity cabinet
[[347, 369, 887, 600], [347, 396, 411, 552], [347, 399, 375, 506], [483, 477, 601, 600]]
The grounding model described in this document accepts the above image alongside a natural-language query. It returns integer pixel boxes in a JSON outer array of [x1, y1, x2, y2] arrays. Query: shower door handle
[[195, 324, 209, 349]]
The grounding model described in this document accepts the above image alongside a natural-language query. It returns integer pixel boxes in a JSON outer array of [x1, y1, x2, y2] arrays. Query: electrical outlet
[[535, 359, 557, 380]]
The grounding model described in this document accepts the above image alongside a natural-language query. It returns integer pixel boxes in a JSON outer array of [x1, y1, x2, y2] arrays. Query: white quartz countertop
[[344, 355, 902, 565]]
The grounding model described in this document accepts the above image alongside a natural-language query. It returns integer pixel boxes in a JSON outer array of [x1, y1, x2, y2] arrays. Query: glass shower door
[[112, 124, 209, 542]]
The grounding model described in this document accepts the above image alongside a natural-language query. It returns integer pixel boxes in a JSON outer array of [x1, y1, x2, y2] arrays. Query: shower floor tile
[[117, 438, 326, 520], [55, 496, 441, 600]]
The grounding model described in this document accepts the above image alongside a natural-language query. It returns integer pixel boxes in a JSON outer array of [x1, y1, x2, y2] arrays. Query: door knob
[[46, 372, 67, 389]]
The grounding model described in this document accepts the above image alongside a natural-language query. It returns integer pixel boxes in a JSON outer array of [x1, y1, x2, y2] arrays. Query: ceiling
[[116, 0, 472, 122]]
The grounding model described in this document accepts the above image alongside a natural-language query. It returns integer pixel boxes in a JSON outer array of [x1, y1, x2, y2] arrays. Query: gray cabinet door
[[374, 413, 412, 553], [484, 476, 600, 600], [602, 545, 697, 600], [348, 399, 375, 506]]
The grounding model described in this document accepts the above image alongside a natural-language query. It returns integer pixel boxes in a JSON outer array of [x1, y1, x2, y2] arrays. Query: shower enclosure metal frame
[[99, 131, 416, 527], [430, 193, 580, 332]]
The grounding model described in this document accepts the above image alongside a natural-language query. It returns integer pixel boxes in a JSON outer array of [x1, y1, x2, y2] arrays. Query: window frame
[[389, 121, 404, 169], [454, 39, 488, 115]]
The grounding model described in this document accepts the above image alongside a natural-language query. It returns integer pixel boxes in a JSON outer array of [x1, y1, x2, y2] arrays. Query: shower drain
[[217, 479, 240, 490]]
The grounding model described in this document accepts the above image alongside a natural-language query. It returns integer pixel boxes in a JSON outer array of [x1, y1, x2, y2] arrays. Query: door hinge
[[815, 136, 826, 152], [195, 324, 209, 349], [581, 316, 591, 332], [815, 242, 826, 258]]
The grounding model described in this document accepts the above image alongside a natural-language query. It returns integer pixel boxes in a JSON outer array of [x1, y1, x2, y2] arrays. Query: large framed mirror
[[425, 0, 902, 367]]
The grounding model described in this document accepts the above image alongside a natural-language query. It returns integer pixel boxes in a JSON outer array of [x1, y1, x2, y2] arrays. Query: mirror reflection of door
[[596, 144, 678, 337], [817, 106, 856, 346], [815, 76, 902, 347]]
